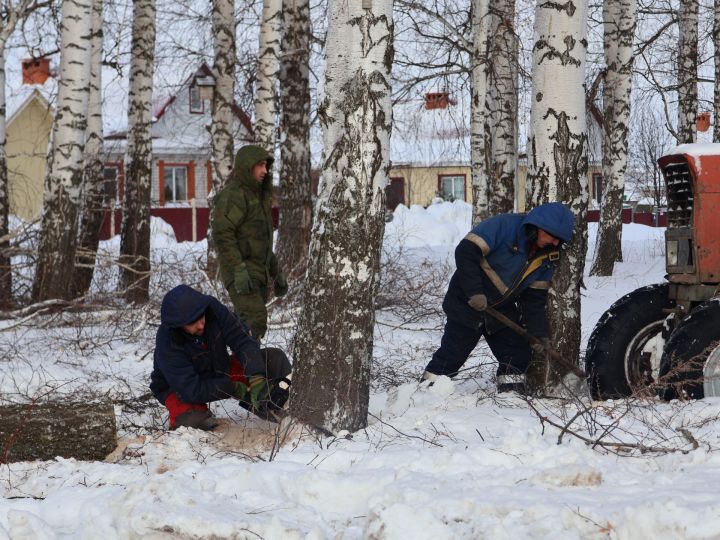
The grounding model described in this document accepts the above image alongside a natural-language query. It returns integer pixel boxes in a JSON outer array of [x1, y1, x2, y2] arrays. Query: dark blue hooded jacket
[[443, 202, 575, 334], [150, 285, 265, 405]]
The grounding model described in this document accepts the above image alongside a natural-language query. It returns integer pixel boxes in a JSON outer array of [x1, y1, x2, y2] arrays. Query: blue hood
[[160, 285, 212, 328], [523, 202, 575, 243]]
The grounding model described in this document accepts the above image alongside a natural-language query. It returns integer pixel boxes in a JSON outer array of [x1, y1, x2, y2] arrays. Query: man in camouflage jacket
[[212, 145, 288, 339]]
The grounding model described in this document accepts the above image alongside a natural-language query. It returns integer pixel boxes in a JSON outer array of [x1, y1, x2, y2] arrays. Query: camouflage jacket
[[212, 145, 278, 290]]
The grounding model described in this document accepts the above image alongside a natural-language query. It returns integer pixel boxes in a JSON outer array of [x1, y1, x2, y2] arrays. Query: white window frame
[[164, 166, 188, 202], [439, 174, 466, 202], [189, 85, 203, 114]]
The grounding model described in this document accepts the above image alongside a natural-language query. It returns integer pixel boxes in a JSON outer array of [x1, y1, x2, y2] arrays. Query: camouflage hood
[[231, 145, 274, 194]]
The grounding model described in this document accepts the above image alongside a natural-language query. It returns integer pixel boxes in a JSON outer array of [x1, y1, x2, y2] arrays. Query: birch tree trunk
[[73, 0, 105, 298], [0, 47, 9, 307], [590, 0, 636, 277], [119, 0, 156, 304], [207, 0, 237, 276], [527, 0, 589, 367], [275, 0, 313, 278], [290, 0, 394, 433], [31, 0, 92, 302], [487, 0, 518, 215], [677, 0, 698, 144], [254, 0, 282, 151], [714, 0, 720, 142], [471, 0, 491, 223]]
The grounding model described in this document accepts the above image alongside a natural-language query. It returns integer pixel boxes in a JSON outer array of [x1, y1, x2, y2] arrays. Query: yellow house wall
[[7, 98, 53, 221], [389, 163, 601, 212]]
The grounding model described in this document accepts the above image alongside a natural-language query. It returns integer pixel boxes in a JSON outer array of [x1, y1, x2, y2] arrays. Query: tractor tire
[[659, 299, 720, 400], [585, 283, 674, 399]]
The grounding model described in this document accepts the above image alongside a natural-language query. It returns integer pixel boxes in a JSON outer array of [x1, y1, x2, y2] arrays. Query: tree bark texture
[[290, 0, 394, 433], [527, 0, 589, 368], [119, 0, 156, 304], [32, 0, 92, 302], [471, 0, 491, 224], [74, 0, 106, 298], [487, 0, 518, 215], [677, 0, 698, 144], [714, 0, 720, 142], [276, 0, 313, 278], [0, 401, 116, 463], [0, 47, 10, 308], [254, 0, 282, 151], [590, 0, 636, 277], [208, 0, 237, 277]]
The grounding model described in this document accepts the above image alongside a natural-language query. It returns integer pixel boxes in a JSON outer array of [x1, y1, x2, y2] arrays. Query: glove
[[275, 272, 288, 297], [468, 293, 488, 312], [234, 266, 253, 295], [531, 337, 551, 354], [234, 375, 284, 420]]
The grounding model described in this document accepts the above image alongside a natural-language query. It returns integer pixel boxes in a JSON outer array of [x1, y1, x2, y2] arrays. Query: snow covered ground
[[3, 201, 720, 540]]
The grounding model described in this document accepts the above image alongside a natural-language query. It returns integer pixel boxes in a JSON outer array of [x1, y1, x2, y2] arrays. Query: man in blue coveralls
[[422, 202, 575, 393]]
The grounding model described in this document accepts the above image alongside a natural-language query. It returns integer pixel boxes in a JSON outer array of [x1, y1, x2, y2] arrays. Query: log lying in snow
[[0, 400, 117, 463]]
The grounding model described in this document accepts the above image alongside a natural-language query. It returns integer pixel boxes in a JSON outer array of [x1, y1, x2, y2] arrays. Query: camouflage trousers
[[228, 284, 269, 340]]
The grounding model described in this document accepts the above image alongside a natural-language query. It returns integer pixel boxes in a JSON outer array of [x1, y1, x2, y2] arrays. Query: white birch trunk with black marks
[[207, 0, 237, 277], [677, 0, 698, 144], [488, 0, 518, 215], [276, 0, 313, 278], [471, 0, 491, 223], [713, 0, 720, 142], [0, 47, 9, 307], [210, 0, 236, 190], [590, 0, 635, 277], [32, 0, 92, 302], [119, 0, 156, 304], [527, 0, 589, 367], [74, 0, 105, 298], [254, 0, 282, 151], [290, 0, 394, 433]]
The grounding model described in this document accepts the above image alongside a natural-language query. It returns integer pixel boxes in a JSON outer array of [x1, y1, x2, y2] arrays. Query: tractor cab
[[586, 143, 720, 400]]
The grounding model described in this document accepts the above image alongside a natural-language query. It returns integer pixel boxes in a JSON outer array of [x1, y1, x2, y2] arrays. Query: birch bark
[[207, 0, 237, 276], [118, 0, 156, 303], [254, 0, 282, 151], [276, 0, 313, 278], [31, 0, 92, 302], [487, 0, 518, 215], [590, 0, 635, 277], [471, 0, 491, 223], [527, 0, 589, 367], [74, 0, 105, 297], [677, 0, 698, 144], [290, 0, 394, 433]]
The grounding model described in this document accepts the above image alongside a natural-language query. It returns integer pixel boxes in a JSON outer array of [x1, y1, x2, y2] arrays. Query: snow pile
[[4, 204, 720, 540]]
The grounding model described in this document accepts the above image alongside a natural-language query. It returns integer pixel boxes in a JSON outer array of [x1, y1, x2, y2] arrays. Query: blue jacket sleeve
[[454, 238, 486, 298], [209, 297, 265, 376]]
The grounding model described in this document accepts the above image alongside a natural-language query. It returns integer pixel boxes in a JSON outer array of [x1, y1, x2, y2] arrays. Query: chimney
[[22, 57, 51, 85]]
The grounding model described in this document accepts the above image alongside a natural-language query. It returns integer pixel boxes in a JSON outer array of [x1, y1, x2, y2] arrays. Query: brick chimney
[[22, 57, 51, 85]]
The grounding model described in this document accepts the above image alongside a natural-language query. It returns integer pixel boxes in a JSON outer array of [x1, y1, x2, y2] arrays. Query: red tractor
[[585, 144, 720, 400]]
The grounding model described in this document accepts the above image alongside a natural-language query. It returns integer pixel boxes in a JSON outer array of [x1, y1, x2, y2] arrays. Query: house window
[[593, 173, 603, 205], [439, 174, 466, 202], [103, 166, 118, 201], [189, 85, 203, 114], [164, 166, 188, 202]]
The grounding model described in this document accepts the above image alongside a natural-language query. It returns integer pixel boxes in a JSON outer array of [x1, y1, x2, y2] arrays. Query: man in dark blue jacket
[[422, 202, 575, 393], [150, 284, 291, 430]]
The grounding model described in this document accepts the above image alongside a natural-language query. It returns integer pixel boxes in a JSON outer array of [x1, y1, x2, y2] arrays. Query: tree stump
[[0, 400, 117, 463]]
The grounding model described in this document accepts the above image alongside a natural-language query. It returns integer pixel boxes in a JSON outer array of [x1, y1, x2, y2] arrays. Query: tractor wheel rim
[[703, 343, 720, 398], [624, 321, 666, 391]]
